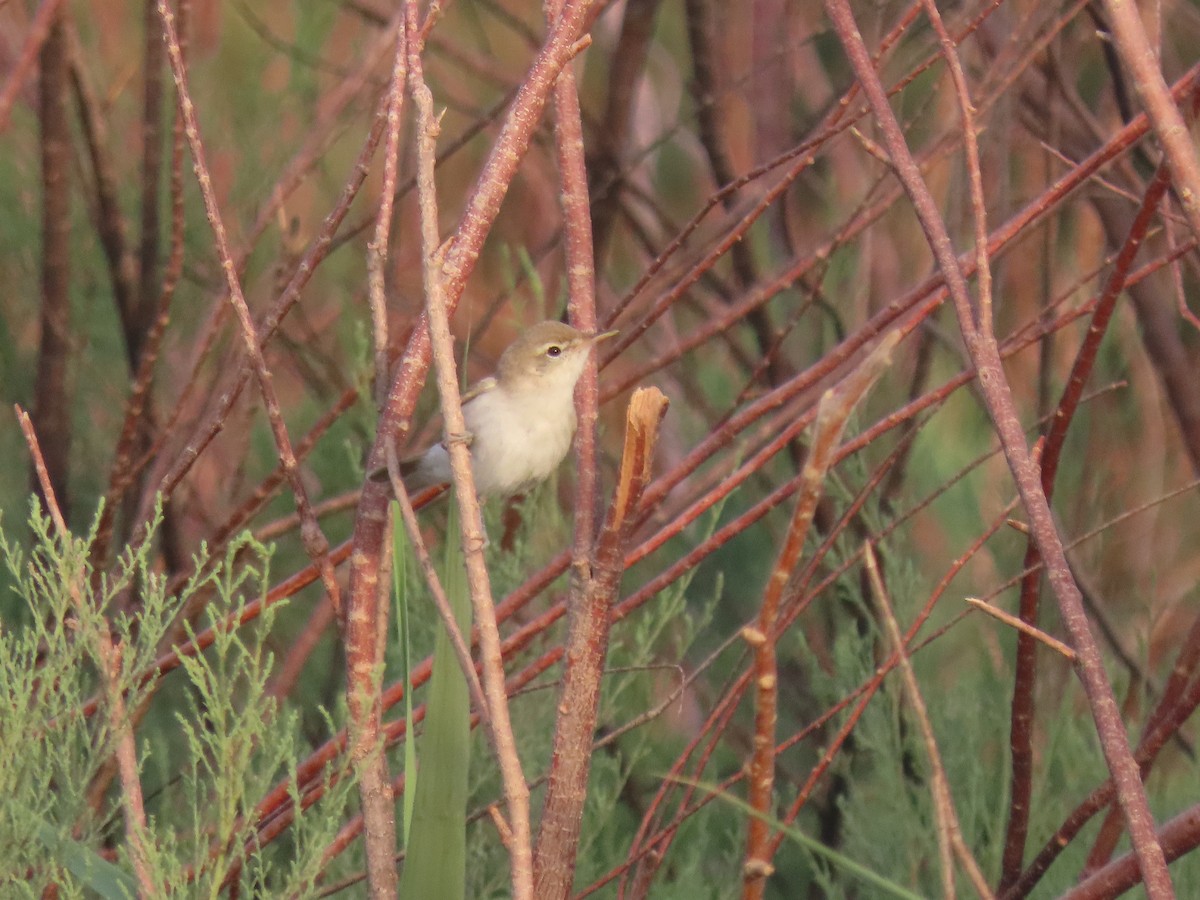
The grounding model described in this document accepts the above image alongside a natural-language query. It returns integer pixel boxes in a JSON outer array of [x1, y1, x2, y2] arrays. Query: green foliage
[[397, 497, 471, 900], [0, 501, 354, 897], [8, 2, 1199, 892], [379, 478, 727, 896]]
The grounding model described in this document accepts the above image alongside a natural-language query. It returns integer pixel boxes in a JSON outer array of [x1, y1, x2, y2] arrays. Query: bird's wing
[[366, 377, 495, 484], [460, 375, 498, 405]]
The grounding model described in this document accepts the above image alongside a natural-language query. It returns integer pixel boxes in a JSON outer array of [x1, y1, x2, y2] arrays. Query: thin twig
[[866, 545, 993, 898], [405, 1, 533, 893], [384, 444, 491, 724], [367, 33, 408, 405], [966, 598, 1076, 660]]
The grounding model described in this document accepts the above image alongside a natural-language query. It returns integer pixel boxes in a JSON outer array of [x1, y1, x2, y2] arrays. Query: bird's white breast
[[464, 378, 579, 496]]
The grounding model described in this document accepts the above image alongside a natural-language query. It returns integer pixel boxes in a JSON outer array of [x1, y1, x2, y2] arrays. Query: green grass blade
[[391, 502, 418, 845], [397, 496, 471, 900], [672, 776, 926, 900], [32, 818, 140, 899]]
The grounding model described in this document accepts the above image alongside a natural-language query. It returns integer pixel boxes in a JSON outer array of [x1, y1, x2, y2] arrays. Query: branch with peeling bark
[[742, 333, 898, 898], [535, 387, 669, 899]]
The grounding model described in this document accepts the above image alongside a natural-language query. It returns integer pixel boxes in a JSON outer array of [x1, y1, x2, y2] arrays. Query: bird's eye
[[546, 345, 562, 357]]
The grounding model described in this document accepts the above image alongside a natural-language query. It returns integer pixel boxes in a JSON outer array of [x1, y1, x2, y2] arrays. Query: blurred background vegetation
[[2, 0, 1200, 896]]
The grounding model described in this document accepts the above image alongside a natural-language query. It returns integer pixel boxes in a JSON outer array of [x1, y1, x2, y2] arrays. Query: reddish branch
[[544, 0, 605, 607], [742, 334, 897, 897], [531, 0, 614, 886], [824, 0, 1172, 892], [32, 4, 72, 518], [1000, 162, 1175, 889], [343, 0, 599, 894], [535, 388, 669, 898], [345, 25, 410, 891]]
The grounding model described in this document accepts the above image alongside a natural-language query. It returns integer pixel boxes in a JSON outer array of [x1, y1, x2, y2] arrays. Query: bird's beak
[[591, 329, 619, 345]]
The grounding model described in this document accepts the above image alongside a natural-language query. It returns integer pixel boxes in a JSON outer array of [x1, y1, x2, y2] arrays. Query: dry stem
[[823, 0, 1172, 889], [866, 545, 993, 900], [534, 388, 669, 898], [406, 3, 533, 893]]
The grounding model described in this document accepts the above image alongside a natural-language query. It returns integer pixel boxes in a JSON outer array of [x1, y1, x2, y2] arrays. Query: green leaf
[[33, 818, 140, 900], [392, 502, 418, 843], [398, 496, 471, 900], [669, 776, 925, 900]]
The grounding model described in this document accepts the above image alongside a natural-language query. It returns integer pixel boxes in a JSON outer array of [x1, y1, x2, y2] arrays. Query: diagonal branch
[[742, 332, 898, 898], [1098, 0, 1200, 248], [822, 0, 1172, 892]]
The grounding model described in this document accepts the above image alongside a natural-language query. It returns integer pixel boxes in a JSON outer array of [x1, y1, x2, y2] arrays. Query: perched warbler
[[375, 320, 618, 497]]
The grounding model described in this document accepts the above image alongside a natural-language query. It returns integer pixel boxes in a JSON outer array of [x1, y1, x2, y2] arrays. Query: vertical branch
[[543, 0, 603, 583], [534, 389, 669, 898], [32, 3, 72, 518], [822, 0, 1172, 892], [588, 0, 662, 261], [536, 2, 614, 886], [67, 32, 138, 364], [1099, 0, 1200, 247], [742, 334, 898, 898], [1001, 163, 1173, 890], [86, 0, 190, 578], [684, 0, 779, 384], [405, 2, 534, 894], [350, 57, 409, 881], [339, 42, 409, 900], [367, 36, 408, 405], [136, 0, 166, 354]]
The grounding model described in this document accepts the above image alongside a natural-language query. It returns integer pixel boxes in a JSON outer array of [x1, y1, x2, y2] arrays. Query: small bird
[[376, 320, 618, 497]]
